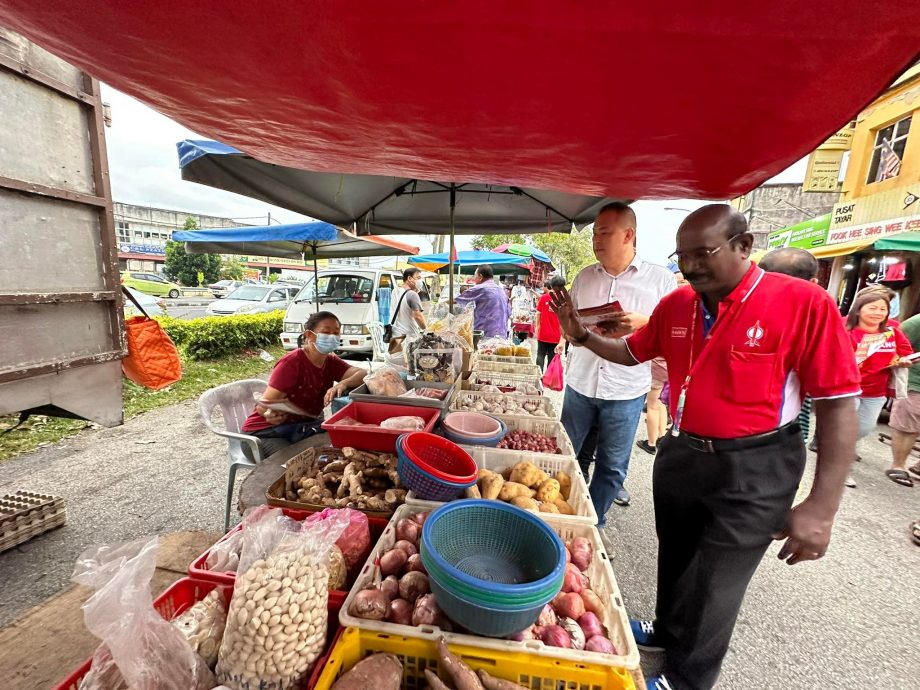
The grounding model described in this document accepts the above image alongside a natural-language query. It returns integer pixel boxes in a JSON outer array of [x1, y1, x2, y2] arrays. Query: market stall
[[54, 321, 643, 690]]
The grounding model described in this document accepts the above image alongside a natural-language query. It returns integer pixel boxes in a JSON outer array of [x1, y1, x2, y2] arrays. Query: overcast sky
[[102, 85, 807, 268]]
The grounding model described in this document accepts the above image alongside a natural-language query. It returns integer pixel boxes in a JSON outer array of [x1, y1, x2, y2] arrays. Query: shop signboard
[[826, 181, 920, 245], [802, 121, 855, 192], [118, 243, 166, 255], [766, 214, 832, 250]]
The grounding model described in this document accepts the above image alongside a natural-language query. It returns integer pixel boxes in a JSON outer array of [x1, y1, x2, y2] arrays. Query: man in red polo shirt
[[550, 204, 860, 690]]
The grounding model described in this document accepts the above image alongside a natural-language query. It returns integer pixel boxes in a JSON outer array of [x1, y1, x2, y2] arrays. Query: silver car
[[208, 279, 244, 298], [206, 285, 298, 316]]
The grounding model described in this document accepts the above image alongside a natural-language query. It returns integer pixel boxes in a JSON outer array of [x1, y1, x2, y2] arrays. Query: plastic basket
[[475, 353, 535, 366], [451, 389, 558, 419], [405, 447, 598, 525], [314, 627, 637, 690], [188, 507, 388, 608], [399, 432, 478, 481], [340, 505, 639, 672], [53, 578, 234, 690], [396, 441, 477, 502], [469, 370, 543, 395], [322, 401, 439, 452], [472, 360, 543, 377], [491, 416, 576, 457]]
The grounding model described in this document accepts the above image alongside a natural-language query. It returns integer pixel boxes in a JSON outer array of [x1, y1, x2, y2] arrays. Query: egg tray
[[0, 491, 67, 552]]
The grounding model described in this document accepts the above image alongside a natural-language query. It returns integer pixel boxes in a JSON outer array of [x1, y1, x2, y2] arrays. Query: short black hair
[[726, 210, 749, 240], [543, 280, 552, 289], [305, 310, 340, 332], [549, 275, 566, 289], [759, 247, 819, 281], [402, 267, 421, 281], [596, 201, 636, 227], [476, 264, 494, 280]]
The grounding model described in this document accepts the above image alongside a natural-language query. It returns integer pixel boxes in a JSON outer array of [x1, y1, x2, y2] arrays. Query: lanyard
[[670, 295, 748, 436]]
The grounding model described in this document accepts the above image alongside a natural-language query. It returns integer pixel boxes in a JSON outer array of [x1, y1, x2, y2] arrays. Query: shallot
[[411, 593, 443, 627], [379, 548, 408, 576], [393, 539, 418, 556], [406, 553, 427, 573], [411, 511, 429, 527], [497, 430, 561, 454], [379, 575, 400, 602], [396, 518, 421, 545]]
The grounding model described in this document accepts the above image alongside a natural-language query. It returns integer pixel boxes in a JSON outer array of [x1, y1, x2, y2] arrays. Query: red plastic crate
[[55, 579, 344, 690], [54, 578, 232, 690], [188, 508, 388, 609], [321, 401, 439, 452]]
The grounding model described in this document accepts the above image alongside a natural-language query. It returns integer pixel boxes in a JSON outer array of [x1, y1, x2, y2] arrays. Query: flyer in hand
[[577, 300, 623, 331]]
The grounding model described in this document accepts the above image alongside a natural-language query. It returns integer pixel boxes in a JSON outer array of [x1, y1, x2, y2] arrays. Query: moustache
[[682, 273, 709, 283]]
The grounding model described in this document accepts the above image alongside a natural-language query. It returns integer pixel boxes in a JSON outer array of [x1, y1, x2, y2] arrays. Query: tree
[[469, 233, 526, 251], [532, 228, 595, 280], [163, 216, 222, 286], [220, 257, 246, 280]]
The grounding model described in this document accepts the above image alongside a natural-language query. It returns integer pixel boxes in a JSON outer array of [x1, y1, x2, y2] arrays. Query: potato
[[535, 478, 560, 503], [509, 462, 547, 488], [511, 496, 538, 511], [553, 497, 575, 515], [479, 469, 505, 500], [498, 481, 533, 501], [555, 471, 572, 500], [538, 501, 560, 513]]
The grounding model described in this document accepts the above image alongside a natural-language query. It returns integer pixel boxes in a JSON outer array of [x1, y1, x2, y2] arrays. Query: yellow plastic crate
[[313, 627, 638, 690]]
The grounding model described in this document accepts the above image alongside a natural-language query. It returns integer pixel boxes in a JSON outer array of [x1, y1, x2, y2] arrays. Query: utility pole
[[265, 211, 271, 281]]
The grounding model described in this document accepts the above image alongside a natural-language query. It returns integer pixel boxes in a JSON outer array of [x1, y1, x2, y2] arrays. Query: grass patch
[[0, 345, 285, 463]]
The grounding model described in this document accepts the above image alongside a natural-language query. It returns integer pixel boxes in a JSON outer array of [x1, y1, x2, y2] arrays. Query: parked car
[[206, 284, 298, 316], [123, 286, 165, 317], [208, 279, 244, 298], [121, 270, 183, 298]]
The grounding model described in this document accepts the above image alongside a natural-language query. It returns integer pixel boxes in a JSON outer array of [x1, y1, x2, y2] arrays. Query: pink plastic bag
[[306, 507, 370, 569], [542, 354, 564, 391]]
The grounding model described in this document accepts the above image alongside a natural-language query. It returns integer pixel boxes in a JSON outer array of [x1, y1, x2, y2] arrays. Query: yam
[[535, 478, 560, 503], [498, 481, 532, 501], [555, 471, 572, 500], [330, 653, 403, 690]]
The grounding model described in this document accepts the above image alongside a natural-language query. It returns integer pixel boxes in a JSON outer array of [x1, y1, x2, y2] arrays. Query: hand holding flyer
[[577, 301, 630, 336]]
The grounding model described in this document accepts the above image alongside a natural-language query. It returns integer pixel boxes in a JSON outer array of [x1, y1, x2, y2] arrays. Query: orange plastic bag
[[122, 315, 182, 390], [542, 354, 564, 391]]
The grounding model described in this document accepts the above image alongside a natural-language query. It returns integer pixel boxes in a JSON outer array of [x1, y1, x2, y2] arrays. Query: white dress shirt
[[567, 256, 677, 400]]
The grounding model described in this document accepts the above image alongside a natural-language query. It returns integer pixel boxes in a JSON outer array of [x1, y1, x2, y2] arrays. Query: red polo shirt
[[625, 264, 861, 438]]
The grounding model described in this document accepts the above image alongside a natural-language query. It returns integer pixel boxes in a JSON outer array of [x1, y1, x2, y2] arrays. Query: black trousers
[[578, 423, 600, 479], [536, 340, 556, 371], [653, 427, 806, 690]]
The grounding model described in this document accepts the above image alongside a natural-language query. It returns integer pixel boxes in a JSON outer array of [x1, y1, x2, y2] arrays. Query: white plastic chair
[[198, 379, 266, 530], [367, 320, 387, 362]]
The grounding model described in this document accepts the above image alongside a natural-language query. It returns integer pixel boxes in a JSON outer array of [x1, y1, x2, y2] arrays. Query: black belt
[[677, 422, 801, 454]]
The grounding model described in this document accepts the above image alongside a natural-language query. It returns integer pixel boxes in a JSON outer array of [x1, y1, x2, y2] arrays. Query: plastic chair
[[198, 378, 266, 531], [367, 320, 387, 362]]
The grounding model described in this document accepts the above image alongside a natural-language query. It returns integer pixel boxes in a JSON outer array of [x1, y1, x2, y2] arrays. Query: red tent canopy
[[1, 2, 917, 199]]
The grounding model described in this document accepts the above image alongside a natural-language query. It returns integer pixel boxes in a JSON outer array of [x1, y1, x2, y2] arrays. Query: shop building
[[766, 64, 920, 319], [731, 183, 841, 249]]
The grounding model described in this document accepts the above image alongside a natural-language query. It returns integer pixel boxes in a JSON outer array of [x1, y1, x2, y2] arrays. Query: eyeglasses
[[668, 234, 743, 265]]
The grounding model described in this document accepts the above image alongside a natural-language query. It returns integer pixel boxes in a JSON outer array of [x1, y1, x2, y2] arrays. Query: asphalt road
[[0, 388, 917, 688], [166, 304, 209, 319]]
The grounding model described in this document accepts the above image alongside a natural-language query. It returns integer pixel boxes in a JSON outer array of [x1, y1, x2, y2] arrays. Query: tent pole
[[313, 255, 320, 313], [449, 184, 456, 306]]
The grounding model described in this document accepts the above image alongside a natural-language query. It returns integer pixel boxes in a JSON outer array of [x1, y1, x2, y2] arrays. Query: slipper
[[909, 463, 920, 479], [885, 469, 914, 487], [911, 520, 920, 547]]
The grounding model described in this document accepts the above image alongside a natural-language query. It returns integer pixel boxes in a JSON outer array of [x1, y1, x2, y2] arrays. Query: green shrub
[[156, 312, 284, 360]]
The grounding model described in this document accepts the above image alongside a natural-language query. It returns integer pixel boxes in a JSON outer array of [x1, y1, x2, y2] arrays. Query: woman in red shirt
[[242, 311, 367, 456], [845, 288, 913, 485], [534, 276, 565, 371]]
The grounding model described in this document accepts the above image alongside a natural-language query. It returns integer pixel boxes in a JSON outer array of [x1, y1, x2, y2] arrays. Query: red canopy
[[2, 2, 917, 199]]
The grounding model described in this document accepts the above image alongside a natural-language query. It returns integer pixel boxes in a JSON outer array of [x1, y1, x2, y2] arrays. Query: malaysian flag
[[876, 137, 902, 182]]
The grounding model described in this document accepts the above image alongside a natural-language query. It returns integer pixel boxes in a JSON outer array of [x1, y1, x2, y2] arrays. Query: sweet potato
[[424, 668, 453, 690], [330, 652, 402, 690], [479, 470, 504, 500], [477, 668, 528, 690], [510, 496, 538, 511], [555, 470, 572, 500], [498, 481, 532, 501], [553, 497, 575, 515], [535, 478, 560, 503], [437, 638, 485, 690]]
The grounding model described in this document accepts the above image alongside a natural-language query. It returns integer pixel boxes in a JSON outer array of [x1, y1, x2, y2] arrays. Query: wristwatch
[[572, 327, 590, 345]]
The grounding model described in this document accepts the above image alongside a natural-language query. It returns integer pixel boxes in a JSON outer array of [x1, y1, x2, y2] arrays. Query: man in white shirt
[[388, 268, 426, 353], [562, 202, 677, 524]]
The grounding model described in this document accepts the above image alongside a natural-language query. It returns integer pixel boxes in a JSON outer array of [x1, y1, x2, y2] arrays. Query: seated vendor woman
[[242, 311, 367, 457]]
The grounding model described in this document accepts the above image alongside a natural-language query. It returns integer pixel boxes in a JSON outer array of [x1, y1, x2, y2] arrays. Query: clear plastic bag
[[478, 336, 515, 356], [364, 365, 408, 397], [305, 507, 370, 570], [216, 508, 350, 690], [72, 537, 217, 690], [205, 528, 244, 573], [171, 588, 228, 668], [380, 415, 427, 431]]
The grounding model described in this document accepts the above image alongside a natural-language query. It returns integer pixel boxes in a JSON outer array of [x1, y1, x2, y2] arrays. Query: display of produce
[[472, 379, 542, 395], [283, 447, 407, 512], [171, 587, 229, 668], [454, 392, 551, 417], [469, 464, 574, 515], [400, 387, 449, 400], [477, 337, 531, 358], [364, 366, 408, 397], [473, 360, 541, 377], [497, 430, 561, 454]]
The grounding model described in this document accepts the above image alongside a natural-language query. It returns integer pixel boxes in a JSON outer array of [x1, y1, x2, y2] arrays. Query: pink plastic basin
[[442, 411, 503, 438]]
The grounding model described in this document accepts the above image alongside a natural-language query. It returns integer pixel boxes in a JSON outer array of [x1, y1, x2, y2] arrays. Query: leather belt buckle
[[685, 434, 715, 454]]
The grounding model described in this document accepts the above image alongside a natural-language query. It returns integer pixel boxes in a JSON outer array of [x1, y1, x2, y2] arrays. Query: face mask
[[311, 332, 339, 354]]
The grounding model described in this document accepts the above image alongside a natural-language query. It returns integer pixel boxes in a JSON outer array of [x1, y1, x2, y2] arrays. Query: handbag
[[121, 287, 182, 390], [542, 354, 564, 391], [383, 289, 409, 343]]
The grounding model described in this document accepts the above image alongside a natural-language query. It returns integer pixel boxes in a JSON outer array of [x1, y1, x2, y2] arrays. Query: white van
[[280, 268, 435, 355]]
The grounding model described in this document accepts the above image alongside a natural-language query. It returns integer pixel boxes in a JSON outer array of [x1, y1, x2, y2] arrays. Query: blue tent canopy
[[409, 250, 526, 269]]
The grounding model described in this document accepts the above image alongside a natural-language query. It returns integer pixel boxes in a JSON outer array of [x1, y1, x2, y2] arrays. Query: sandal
[[911, 520, 920, 547], [885, 469, 914, 487]]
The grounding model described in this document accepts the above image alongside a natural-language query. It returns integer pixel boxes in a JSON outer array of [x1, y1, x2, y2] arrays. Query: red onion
[[386, 598, 413, 625], [536, 603, 557, 627], [568, 537, 593, 572], [553, 592, 586, 620], [395, 518, 421, 545], [393, 539, 418, 556], [558, 616, 585, 650], [578, 611, 604, 639], [562, 563, 585, 593], [538, 624, 572, 648], [379, 575, 400, 601], [585, 635, 617, 654]]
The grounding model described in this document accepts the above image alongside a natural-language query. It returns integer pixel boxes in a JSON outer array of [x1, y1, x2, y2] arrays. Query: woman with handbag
[[241, 311, 367, 456], [842, 287, 913, 487]]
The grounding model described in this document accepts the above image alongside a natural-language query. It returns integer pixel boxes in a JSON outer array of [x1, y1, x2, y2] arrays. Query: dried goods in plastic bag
[[72, 537, 216, 690], [171, 588, 228, 668], [380, 415, 427, 430], [364, 365, 408, 397]]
